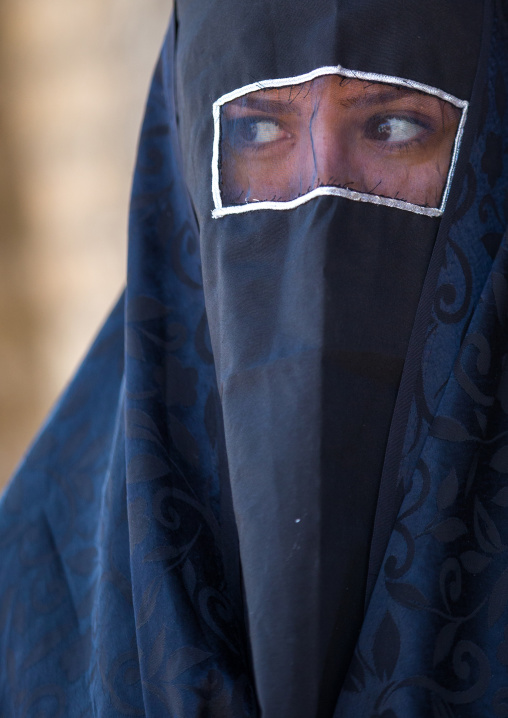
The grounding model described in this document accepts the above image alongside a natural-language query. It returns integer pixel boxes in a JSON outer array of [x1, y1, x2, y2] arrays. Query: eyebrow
[[339, 86, 431, 110], [225, 82, 438, 117], [228, 94, 302, 115]]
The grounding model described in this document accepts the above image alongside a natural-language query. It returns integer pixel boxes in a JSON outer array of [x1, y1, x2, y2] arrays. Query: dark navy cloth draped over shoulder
[[1, 1, 508, 717]]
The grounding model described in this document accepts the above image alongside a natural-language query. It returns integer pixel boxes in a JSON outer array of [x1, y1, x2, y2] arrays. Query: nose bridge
[[308, 100, 353, 189]]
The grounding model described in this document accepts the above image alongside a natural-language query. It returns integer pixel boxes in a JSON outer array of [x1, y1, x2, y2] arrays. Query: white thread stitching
[[212, 101, 223, 210], [440, 102, 468, 211], [211, 65, 468, 219], [212, 187, 442, 218]]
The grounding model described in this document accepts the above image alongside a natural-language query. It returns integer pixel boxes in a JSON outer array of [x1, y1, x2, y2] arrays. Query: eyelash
[[362, 113, 434, 152]]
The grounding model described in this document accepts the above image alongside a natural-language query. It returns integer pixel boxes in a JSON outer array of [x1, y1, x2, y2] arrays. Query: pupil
[[237, 120, 259, 143], [247, 122, 258, 141], [377, 120, 392, 140]]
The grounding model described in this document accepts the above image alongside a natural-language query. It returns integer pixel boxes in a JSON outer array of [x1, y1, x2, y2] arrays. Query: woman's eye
[[239, 119, 287, 144], [365, 116, 427, 144]]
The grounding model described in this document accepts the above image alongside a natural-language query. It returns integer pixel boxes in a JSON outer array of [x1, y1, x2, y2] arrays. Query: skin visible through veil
[[220, 76, 461, 209]]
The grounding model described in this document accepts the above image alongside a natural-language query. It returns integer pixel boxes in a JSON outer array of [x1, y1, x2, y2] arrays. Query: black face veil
[[175, 1, 485, 715]]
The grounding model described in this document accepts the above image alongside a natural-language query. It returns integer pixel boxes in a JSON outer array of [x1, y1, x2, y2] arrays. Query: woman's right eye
[[235, 118, 288, 145]]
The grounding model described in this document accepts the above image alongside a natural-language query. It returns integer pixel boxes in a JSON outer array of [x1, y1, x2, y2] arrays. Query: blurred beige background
[[0, 0, 171, 489]]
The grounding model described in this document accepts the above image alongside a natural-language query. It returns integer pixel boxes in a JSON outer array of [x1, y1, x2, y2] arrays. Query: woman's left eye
[[365, 116, 427, 144]]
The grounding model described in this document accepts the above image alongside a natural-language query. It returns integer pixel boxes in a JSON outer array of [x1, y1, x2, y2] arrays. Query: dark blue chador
[[1, 1, 508, 716]]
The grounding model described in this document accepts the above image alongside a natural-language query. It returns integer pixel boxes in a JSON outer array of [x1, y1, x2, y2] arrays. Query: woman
[[1, 0, 507, 715]]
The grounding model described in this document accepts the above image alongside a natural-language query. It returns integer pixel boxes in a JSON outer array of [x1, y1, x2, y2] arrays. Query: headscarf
[[1, 1, 507, 716]]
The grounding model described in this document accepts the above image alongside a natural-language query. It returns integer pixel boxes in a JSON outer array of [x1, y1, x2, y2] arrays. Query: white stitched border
[[211, 65, 468, 219], [212, 186, 443, 218], [440, 102, 468, 210], [212, 101, 223, 210]]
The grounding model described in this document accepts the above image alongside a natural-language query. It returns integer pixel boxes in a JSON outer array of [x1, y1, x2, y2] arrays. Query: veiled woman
[[1, 1, 508, 716]]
